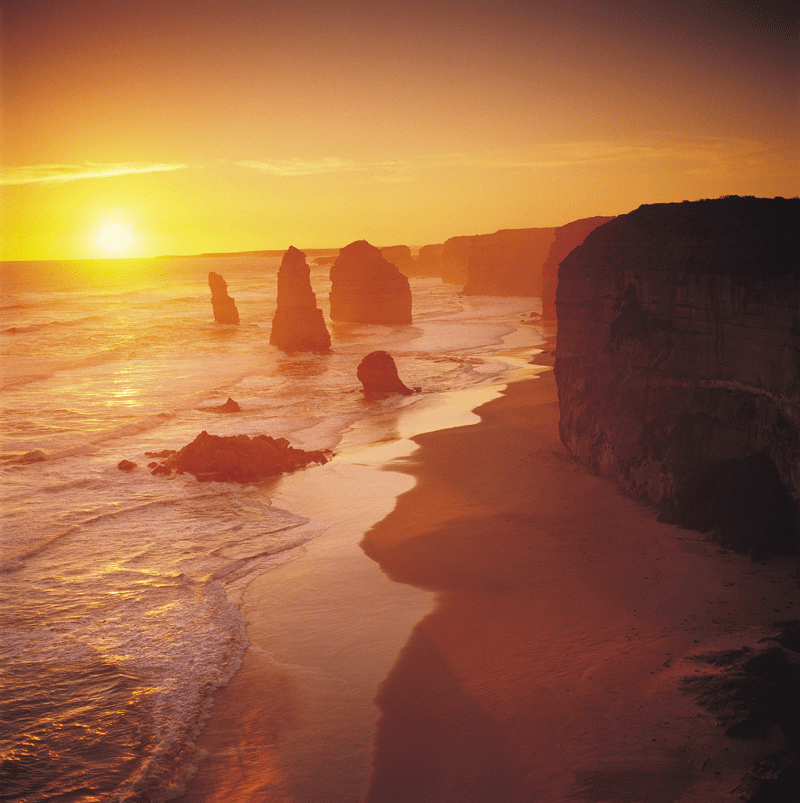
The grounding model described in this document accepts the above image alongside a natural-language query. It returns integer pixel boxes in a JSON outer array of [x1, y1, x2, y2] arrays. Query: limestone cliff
[[462, 228, 556, 296], [541, 216, 615, 319], [270, 246, 331, 353], [208, 272, 240, 324], [329, 240, 412, 324], [554, 197, 800, 557], [380, 245, 416, 278]]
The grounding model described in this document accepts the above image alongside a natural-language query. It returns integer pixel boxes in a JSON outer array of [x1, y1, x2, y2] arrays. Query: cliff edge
[[554, 197, 800, 558]]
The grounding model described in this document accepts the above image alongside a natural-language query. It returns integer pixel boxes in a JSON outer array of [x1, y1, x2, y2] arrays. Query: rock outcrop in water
[[329, 240, 412, 324], [380, 245, 416, 278], [554, 197, 800, 558], [159, 430, 330, 483], [541, 216, 615, 319], [208, 272, 240, 325], [357, 351, 414, 395], [414, 243, 445, 278], [462, 228, 557, 296], [270, 246, 331, 353]]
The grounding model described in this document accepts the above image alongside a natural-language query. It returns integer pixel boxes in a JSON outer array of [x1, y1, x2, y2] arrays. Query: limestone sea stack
[[380, 245, 416, 278], [541, 216, 615, 319], [208, 272, 240, 324], [329, 240, 412, 324], [357, 351, 414, 395], [554, 196, 800, 558], [270, 246, 331, 353]]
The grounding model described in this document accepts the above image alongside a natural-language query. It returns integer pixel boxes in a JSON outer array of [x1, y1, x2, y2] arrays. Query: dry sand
[[180, 337, 798, 803]]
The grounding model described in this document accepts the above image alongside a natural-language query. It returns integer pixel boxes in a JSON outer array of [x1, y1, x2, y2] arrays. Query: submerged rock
[[357, 351, 414, 395], [270, 246, 331, 353], [208, 272, 240, 325], [212, 397, 241, 413], [329, 240, 412, 324], [159, 430, 330, 483]]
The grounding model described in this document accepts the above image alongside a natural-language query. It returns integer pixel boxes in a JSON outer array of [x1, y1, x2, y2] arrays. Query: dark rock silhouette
[[270, 246, 331, 353], [213, 397, 241, 413], [462, 228, 557, 296], [554, 196, 800, 557], [117, 459, 137, 471], [329, 240, 412, 324], [541, 216, 615, 319], [208, 272, 240, 324], [380, 245, 416, 278], [357, 351, 414, 395], [158, 430, 329, 483]]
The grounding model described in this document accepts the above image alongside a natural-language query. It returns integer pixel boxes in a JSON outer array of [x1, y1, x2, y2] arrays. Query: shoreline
[[177, 329, 798, 802], [175, 340, 543, 802], [360, 334, 798, 802]]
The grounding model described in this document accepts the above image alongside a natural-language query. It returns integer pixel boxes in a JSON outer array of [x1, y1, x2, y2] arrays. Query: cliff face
[[554, 197, 800, 557], [541, 216, 615, 319], [270, 246, 331, 353], [329, 240, 412, 324], [462, 228, 556, 296]]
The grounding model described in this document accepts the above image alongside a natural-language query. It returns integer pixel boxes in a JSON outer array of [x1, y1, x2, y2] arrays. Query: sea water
[[0, 256, 542, 802]]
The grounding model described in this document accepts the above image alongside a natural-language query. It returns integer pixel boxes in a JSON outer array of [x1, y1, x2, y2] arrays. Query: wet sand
[[360, 343, 798, 803], [180, 338, 798, 802]]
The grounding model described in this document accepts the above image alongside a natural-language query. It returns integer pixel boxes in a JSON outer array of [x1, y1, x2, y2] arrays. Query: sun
[[95, 220, 134, 255]]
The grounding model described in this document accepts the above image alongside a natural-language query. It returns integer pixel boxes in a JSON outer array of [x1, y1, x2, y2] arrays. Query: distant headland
[[155, 248, 340, 259]]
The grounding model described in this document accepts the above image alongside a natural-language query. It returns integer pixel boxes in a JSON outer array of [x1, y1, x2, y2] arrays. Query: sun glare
[[96, 220, 133, 254]]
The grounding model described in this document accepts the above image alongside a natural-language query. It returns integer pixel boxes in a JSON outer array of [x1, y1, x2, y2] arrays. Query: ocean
[[0, 255, 543, 802]]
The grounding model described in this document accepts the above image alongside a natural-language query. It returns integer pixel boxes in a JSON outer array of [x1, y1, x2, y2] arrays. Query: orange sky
[[2, 0, 798, 260]]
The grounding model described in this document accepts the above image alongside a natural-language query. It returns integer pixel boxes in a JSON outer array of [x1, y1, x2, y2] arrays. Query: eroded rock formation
[[357, 351, 414, 395], [208, 272, 240, 324], [414, 243, 445, 278], [270, 246, 331, 353], [541, 216, 615, 319], [157, 430, 329, 483], [329, 240, 412, 324], [380, 245, 416, 278], [462, 228, 557, 296], [554, 197, 800, 557]]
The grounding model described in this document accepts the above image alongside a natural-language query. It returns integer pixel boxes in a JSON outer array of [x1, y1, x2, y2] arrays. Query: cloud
[[1, 162, 189, 185], [232, 157, 360, 176]]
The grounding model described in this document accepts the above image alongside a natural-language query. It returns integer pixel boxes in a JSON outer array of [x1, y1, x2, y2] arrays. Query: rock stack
[[208, 272, 240, 324], [270, 246, 331, 353], [356, 351, 414, 395], [380, 245, 416, 278], [329, 240, 412, 324]]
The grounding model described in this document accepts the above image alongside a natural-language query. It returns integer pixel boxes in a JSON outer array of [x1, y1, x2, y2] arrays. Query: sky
[[2, 0, 798, 260]]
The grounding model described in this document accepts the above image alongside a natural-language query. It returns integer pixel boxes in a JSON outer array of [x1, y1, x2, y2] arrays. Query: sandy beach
[[180, 338, 798, 802]]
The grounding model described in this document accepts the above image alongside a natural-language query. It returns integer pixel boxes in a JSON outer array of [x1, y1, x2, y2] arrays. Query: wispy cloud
[[232, 157, 360, 176], [1, 162, 189, 185], [422, 136, 795, 173]]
